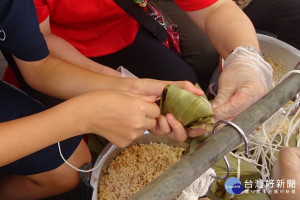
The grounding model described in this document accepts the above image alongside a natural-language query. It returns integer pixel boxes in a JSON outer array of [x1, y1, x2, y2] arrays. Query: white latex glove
[[212, 46, 274, 121]]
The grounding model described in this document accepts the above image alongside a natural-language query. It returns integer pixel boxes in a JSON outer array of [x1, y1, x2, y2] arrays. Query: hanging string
[[57, 141, 110, 173], [230, 69, 300, 183]]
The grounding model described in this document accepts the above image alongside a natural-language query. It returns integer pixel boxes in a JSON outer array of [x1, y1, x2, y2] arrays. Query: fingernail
[[166, 113, 175, 124], [195, 89, 204, 95]]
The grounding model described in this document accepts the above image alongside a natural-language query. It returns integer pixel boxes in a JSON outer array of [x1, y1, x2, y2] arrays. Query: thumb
[[212, 86, 234, 109]]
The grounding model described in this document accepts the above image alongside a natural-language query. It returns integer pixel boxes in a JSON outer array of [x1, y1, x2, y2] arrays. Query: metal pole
[[131, 72, 300, 200]]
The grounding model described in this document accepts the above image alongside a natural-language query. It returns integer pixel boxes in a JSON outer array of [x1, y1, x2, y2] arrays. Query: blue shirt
[[0, 0, 49, 61]]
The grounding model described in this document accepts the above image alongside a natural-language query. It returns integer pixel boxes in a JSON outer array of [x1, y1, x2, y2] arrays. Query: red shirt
[[34, 0, 217, 57], [174, 0, 217, 11]]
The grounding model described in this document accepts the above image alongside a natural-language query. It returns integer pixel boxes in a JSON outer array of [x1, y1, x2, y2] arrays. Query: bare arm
[[39, 17, 120, 76], [14, 53, 203, 100], [182, 0, 273, 121], [0, 77, 203, 166], [16, 16, 203, 100], [14, 54, 131, 99], [0, 90, 162, 166], [186, 0, 259, 59], [0, 101, 80, 166]]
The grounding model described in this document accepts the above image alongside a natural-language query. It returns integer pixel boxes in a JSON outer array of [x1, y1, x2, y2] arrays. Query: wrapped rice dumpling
[[160, 84, 215, 131]]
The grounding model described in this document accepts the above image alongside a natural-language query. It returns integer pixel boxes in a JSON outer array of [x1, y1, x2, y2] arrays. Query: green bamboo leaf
[[213, 153, 261, 187], [187, 138, 201, 153], [183, 135, 211, 155], [160, 84, 214, 128], [207, 179, 231, 199], [189, 117, 215, 132], [207, 153, 265, 200]]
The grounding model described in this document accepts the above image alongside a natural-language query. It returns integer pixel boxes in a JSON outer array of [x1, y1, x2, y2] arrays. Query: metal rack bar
[[131, 72, 300, 200]]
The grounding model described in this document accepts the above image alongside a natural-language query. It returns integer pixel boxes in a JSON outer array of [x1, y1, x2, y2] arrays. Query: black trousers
[[91, 26, 199, 85], [244, 0, 300, 50]]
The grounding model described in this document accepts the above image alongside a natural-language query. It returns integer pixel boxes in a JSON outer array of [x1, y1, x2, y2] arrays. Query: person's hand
[[271, 147, 300, 200], [148, 113, 207, 141], [118, 67, 206, 139], [124, 76, 204, 139], [212, 46, 273, 121], [148, 113, 186, 141], [146, 80, 208, 139], [68, 90, 160, 147], [117, 66, 203, 97]]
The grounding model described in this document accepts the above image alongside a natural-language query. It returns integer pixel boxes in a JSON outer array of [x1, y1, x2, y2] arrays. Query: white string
[[200, 96, 212, 108], [230, 69, 300, 182], [237, 158, 241, 180], [58, 142, 103, 173], [284, 107, 300, 146]]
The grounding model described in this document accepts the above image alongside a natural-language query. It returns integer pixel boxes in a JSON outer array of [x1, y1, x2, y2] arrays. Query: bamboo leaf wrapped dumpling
[[160, 84, 215, 131]]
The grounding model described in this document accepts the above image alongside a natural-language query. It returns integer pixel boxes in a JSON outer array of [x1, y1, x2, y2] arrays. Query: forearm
[[187, 0, 259, 59], [44, 34, 120, 77], [15, 54, 137, 99], [38, 16, 120, 76], [0, 102, 81, 166]]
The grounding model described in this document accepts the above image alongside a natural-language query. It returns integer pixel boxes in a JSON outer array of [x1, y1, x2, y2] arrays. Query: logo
[[225, 177, 244, 194]]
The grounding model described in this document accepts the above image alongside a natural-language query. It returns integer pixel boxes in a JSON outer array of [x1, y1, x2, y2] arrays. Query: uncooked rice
[[264, 55, 288, 84], [265, 55, 299, 136], [98, 142, 185, 200]]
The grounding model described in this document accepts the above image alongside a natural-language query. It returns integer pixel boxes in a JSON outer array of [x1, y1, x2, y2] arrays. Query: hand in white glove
[[212, 46, 274, 121], [272, 147, 300, 200]]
